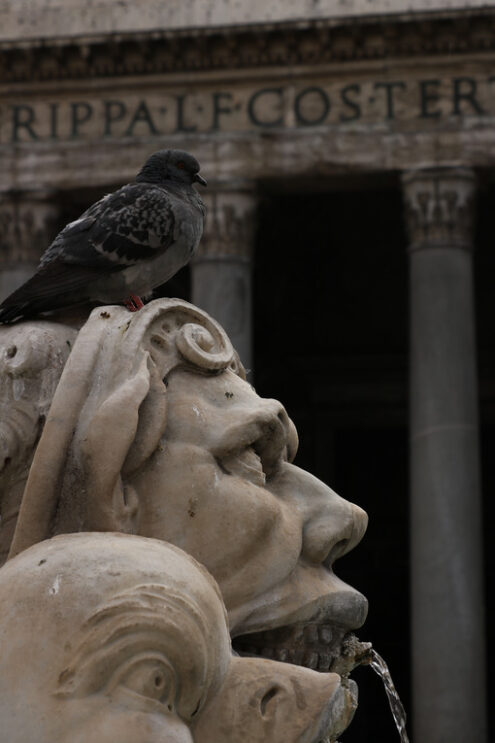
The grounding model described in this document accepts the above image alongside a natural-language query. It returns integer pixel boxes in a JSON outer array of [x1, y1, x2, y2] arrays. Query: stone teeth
[[275, 648, 289, 662], [233, 620, 339, 670], [293, 648, 304, 665], [317, 652, 332, 671], [319, 624, 333, 644], [304, 623, 319, 644], [303, 651, 319, 670]]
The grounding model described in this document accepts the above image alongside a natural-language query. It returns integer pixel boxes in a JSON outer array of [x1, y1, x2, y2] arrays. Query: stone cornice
[[1, 10, 495, 84]]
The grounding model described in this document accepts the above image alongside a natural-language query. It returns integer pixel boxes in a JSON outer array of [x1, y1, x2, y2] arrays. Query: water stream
[[335, 635, 409, 743], [367, 648, 409, 743]]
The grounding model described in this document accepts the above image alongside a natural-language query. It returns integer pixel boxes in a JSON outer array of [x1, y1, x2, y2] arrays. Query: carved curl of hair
[[9, 299, 243, 560]]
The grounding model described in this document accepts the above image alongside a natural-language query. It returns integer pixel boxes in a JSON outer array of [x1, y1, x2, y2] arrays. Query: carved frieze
[[0, 12, 495, 84]]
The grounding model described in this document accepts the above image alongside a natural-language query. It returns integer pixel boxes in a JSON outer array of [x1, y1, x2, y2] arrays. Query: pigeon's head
[[137, 149, 207, 187]]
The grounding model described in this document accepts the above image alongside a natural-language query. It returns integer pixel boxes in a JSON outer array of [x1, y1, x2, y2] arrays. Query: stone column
[[402, 168, 486, 743], [191, 184, 257, 371], [0, 190, 59, 302]]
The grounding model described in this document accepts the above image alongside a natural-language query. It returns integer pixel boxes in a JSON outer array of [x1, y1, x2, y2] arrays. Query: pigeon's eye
[[176, 162, 185, 169]]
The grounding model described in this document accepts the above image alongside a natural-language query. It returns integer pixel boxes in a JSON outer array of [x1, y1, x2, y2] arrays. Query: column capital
[[401, 167, 476, 252], [195, 184, 258, 261]]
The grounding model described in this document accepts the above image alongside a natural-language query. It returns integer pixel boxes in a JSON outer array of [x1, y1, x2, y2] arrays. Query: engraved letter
[[125, 100, 159, 137], [294, 87, 330, 126], [419, 80, 442, 119], [70, 102, 94, 139], [452, 77, 485, 116], [104, 100, 127, 137], [11, 105, 38, 142], [247, 88, 284, 127], [340, 84, 361, 122], [175, 95, 197, 133], [211, 92, 234, 131], [373, 82, 406, 120]]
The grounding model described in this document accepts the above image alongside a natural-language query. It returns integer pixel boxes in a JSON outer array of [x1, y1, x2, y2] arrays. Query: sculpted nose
[[298, 469, 368, 566]]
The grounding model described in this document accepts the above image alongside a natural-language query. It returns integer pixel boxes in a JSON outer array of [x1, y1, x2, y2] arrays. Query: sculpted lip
[[232, 577, 368, 676]]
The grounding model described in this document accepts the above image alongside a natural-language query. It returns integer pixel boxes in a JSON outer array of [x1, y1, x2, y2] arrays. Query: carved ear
[[122, 362, 168, 476], [78, 355, 151, 532]]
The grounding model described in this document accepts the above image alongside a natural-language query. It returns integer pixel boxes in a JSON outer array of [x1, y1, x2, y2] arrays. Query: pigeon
[[0, 149, 207, 323]]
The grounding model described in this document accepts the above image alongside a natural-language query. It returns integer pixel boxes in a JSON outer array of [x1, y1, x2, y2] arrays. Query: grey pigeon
[[0, 149, 207, 323]]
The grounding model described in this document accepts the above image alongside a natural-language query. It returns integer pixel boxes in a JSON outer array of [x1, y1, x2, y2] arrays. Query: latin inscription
[[1, 75, 494, 143]]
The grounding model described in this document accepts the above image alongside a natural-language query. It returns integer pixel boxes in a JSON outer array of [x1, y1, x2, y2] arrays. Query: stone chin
[[312, 677, 359, 743]]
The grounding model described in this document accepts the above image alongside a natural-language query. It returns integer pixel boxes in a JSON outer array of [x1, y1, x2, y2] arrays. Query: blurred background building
[[0, 1, 493, 740]]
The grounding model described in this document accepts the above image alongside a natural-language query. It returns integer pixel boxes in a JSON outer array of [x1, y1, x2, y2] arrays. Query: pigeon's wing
[[42, 183, 176, 270], [0, 184, 177, 322], [0, 259, 104, 322]]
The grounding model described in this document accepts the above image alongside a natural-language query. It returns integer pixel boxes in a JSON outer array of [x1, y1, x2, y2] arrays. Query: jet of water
[[335, 635, 409, 743], [368, 648, 409, 743]]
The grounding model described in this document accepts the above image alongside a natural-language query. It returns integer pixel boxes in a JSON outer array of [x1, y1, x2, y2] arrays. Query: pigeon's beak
[[194, 173, 208, 187]]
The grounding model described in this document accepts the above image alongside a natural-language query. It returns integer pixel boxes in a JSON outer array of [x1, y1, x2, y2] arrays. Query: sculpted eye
[[117, 658, 176, 709], [176, 161, 185, 169]]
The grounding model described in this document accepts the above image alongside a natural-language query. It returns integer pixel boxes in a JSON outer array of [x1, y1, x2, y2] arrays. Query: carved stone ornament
[[0, 298, 369, 740], [1, 11, 495, 84], [0, 533, 357, 742], [401, 167, 476, 251]]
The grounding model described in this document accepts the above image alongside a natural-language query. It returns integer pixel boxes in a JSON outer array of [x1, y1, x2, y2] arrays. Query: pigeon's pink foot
[[123, 294, 144, 312]]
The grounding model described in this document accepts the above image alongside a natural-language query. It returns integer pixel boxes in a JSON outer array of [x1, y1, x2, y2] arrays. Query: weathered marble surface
[[0, 533, 357, 742], [0, 298, 368, 740]]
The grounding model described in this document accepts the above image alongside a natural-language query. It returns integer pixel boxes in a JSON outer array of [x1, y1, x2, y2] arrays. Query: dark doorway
[[254, 181, 410, 742]]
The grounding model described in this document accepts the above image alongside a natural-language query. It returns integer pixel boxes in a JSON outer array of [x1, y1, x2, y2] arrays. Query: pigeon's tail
[[0, 291, 79, 324], [0, 302, 31, 324], [0, 260, 98, 324]]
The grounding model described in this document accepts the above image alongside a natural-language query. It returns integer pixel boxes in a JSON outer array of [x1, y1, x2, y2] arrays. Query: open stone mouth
[[232, 622, 367, 674], [233, 625, 372, 743]]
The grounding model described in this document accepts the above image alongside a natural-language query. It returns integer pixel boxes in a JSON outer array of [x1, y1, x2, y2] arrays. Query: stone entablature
[[2, 67, 495, 145], [1, 10, 495, 83], [2, 54, 495, 191], [2, 8, 495, 190]]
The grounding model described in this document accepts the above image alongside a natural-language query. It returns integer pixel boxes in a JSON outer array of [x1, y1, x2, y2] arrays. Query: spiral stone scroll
[[141, 303, 237, 382], [7, 299, 241, 560]]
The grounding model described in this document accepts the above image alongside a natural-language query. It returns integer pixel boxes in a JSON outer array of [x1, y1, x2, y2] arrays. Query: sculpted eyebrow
[[54, 584, 206, 700]]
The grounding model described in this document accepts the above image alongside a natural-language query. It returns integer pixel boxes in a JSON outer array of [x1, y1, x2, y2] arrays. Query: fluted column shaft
[[402, 167, 486, 743], [0, 190, 59, 301], [191, 184, 257, 371]]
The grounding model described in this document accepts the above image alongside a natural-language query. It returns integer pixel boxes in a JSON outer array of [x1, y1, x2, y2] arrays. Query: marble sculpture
[[0, 298, 369, 741]]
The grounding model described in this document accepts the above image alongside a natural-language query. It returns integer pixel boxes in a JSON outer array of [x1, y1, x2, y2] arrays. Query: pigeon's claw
[[123, 294, 145, 312]]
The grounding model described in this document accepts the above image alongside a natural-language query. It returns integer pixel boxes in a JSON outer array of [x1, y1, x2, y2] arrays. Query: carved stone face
[[129, 366, 368, 666], [0, 533, 358, 743], [4, 300, 368, 706]]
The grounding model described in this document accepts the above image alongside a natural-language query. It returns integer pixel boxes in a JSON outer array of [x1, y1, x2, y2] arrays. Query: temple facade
[[0, 2, 493, 741]]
